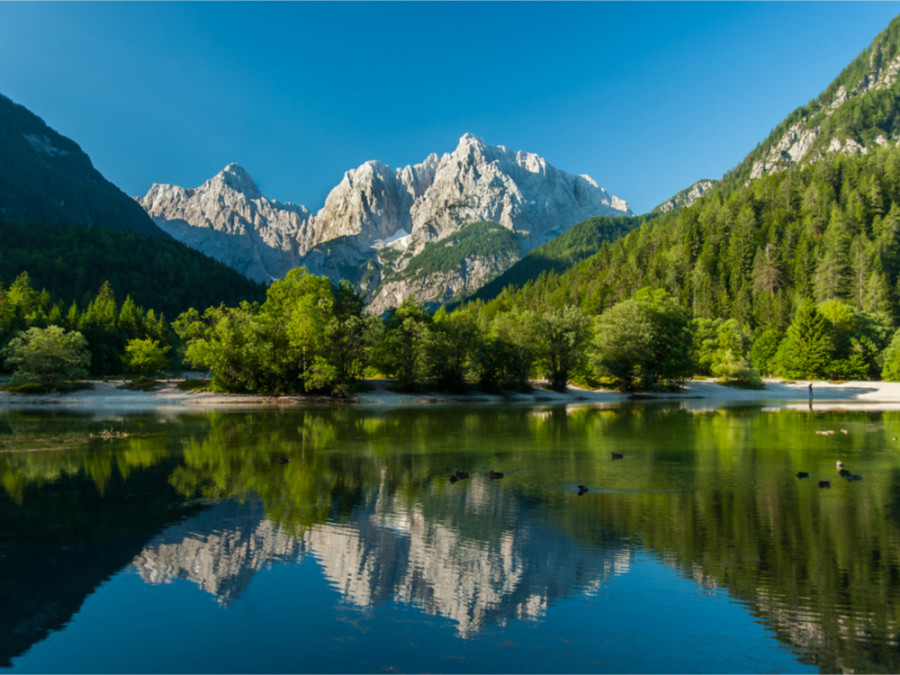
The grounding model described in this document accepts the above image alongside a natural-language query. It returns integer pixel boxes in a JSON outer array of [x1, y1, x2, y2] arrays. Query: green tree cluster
[[2, 325, 89, 387], [174, 269, 377, 396], [0, 272, 171, 376]]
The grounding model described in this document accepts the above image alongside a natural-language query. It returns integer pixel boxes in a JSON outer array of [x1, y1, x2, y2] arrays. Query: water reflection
[[134, 484, 632, 636], [2, 404, 900, 671]]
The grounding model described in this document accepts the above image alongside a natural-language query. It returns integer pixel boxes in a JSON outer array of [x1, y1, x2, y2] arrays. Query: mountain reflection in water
[[2, 404, 900, 672], [134, 487, 631, 636]]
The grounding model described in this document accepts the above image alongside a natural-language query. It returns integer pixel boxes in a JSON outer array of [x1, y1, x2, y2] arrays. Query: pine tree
[[775, 301, 834, 379]]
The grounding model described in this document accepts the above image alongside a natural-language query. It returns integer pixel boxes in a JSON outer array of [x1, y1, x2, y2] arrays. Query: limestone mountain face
[[653, 179, 716, 214], [141, 163, 313, 282], [139, 134, 631, 309]]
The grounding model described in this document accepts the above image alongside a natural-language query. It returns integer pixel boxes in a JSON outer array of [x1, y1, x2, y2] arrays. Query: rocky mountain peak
[[140, 134, 631, 310], [214, 163, 261, 199]]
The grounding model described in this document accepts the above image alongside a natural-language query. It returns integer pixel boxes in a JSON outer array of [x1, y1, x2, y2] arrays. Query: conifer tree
[[775, 301, 833, 379]]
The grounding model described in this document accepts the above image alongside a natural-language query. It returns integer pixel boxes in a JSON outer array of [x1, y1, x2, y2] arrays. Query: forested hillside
[[467, 215, 643, 303], [0, 93, 164, 237], [0, 220, 265, 318], [725, 14, 900, 187], [484, 148, 900, 331]]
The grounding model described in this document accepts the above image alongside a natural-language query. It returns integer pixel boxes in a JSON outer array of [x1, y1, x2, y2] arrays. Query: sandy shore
[[3, 377, 900, 414]]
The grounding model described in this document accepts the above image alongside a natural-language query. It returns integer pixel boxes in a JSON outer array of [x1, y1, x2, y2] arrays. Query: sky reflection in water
[[2, 403, 899, 673]]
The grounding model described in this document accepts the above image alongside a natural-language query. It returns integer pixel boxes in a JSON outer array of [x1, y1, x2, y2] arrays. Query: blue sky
[[1, 2, 898, 215]]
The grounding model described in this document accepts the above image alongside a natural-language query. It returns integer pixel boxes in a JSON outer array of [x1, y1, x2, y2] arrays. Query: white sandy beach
[[4, 377, 900, 414]]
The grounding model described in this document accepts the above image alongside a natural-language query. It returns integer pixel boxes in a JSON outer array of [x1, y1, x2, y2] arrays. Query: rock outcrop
[[139, 134, 631, 309], [653, 179, 716, 214], [141, 163, 313, 282], [743, 45, 900, 182]]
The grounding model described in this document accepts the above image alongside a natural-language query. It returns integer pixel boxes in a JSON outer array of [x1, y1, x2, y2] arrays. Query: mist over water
[[1, 403, 899, 673]]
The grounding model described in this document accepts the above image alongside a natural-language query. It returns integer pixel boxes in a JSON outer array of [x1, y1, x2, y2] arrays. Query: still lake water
[[2, 400, 900, 673]]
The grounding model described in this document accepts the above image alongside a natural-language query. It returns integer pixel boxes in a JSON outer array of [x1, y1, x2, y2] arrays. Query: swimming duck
[[836, 460, 856, 478], [796, 471, 810, 479], [611, 452, 624, 460], [489, 471, 504, 480], [577, 484, 589, 495], [818, 479, 831, 488]]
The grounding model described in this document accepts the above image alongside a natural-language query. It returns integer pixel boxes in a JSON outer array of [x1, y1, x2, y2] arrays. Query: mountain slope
[[652, 180, 717, 214], [0, 219, 266, 318], [0, 93, 164, 237], [726, 14, 900, 186], [141, 163, 313, 282], [465, 214, 644, 304], [140, 134, 631, 311], [467, 15, 900, 327], [0, 93, 264, 316]]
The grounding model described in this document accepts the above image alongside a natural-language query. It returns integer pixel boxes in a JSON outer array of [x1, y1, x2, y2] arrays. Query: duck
[[577, 484, 589, 495], [836, 460, 856, 479], [611, 452, 624, 460], [796, 471, 810, 479], [489, 471, 504, 480], [818, 479, 831, 488], [276, 457, 290, 465]]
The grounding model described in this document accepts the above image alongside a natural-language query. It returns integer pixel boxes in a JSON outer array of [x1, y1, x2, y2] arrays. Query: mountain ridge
[[0, 93, 165, 238], [139, 134, 631, 312]]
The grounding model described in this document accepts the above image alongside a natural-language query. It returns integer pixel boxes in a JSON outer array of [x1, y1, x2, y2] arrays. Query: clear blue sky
[[1, 2, 898, 215]]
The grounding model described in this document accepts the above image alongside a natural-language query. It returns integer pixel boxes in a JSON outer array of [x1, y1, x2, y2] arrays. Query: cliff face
[[139, 134, 630, 308], [141, 163, 313, 282]]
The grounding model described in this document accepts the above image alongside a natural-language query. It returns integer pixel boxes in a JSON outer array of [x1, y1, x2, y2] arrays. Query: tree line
[[8, 262, 900, 396], [10, 145, 900, 394]]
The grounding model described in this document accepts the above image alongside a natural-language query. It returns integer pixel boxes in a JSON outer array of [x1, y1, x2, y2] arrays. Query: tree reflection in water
[[2, 404, 900, 672]]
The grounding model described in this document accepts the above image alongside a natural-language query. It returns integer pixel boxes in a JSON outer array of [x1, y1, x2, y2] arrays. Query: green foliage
[[881, 327, 900, 380], [425, 307, 477, 393], [775, 301, 833, 379], [471, 147, 900, 339], [174, 268, 375, 396], [692, 317, 761, 386], [123, 338, 171, 376], [750, 330, 783, 377], [372, 297, 433, 391], [473, 310, 535, 392], [3, 325, 89, 387], [592, 288, 694, 391], [469, 215, 643, 303], [533, 305, 591, 392]]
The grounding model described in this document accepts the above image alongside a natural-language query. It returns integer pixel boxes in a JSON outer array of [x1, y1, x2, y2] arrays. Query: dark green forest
[[0, 219, 265, 318]]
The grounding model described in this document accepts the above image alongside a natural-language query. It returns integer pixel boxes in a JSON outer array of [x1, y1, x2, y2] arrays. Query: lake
[[1, 401, 900, 673]]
